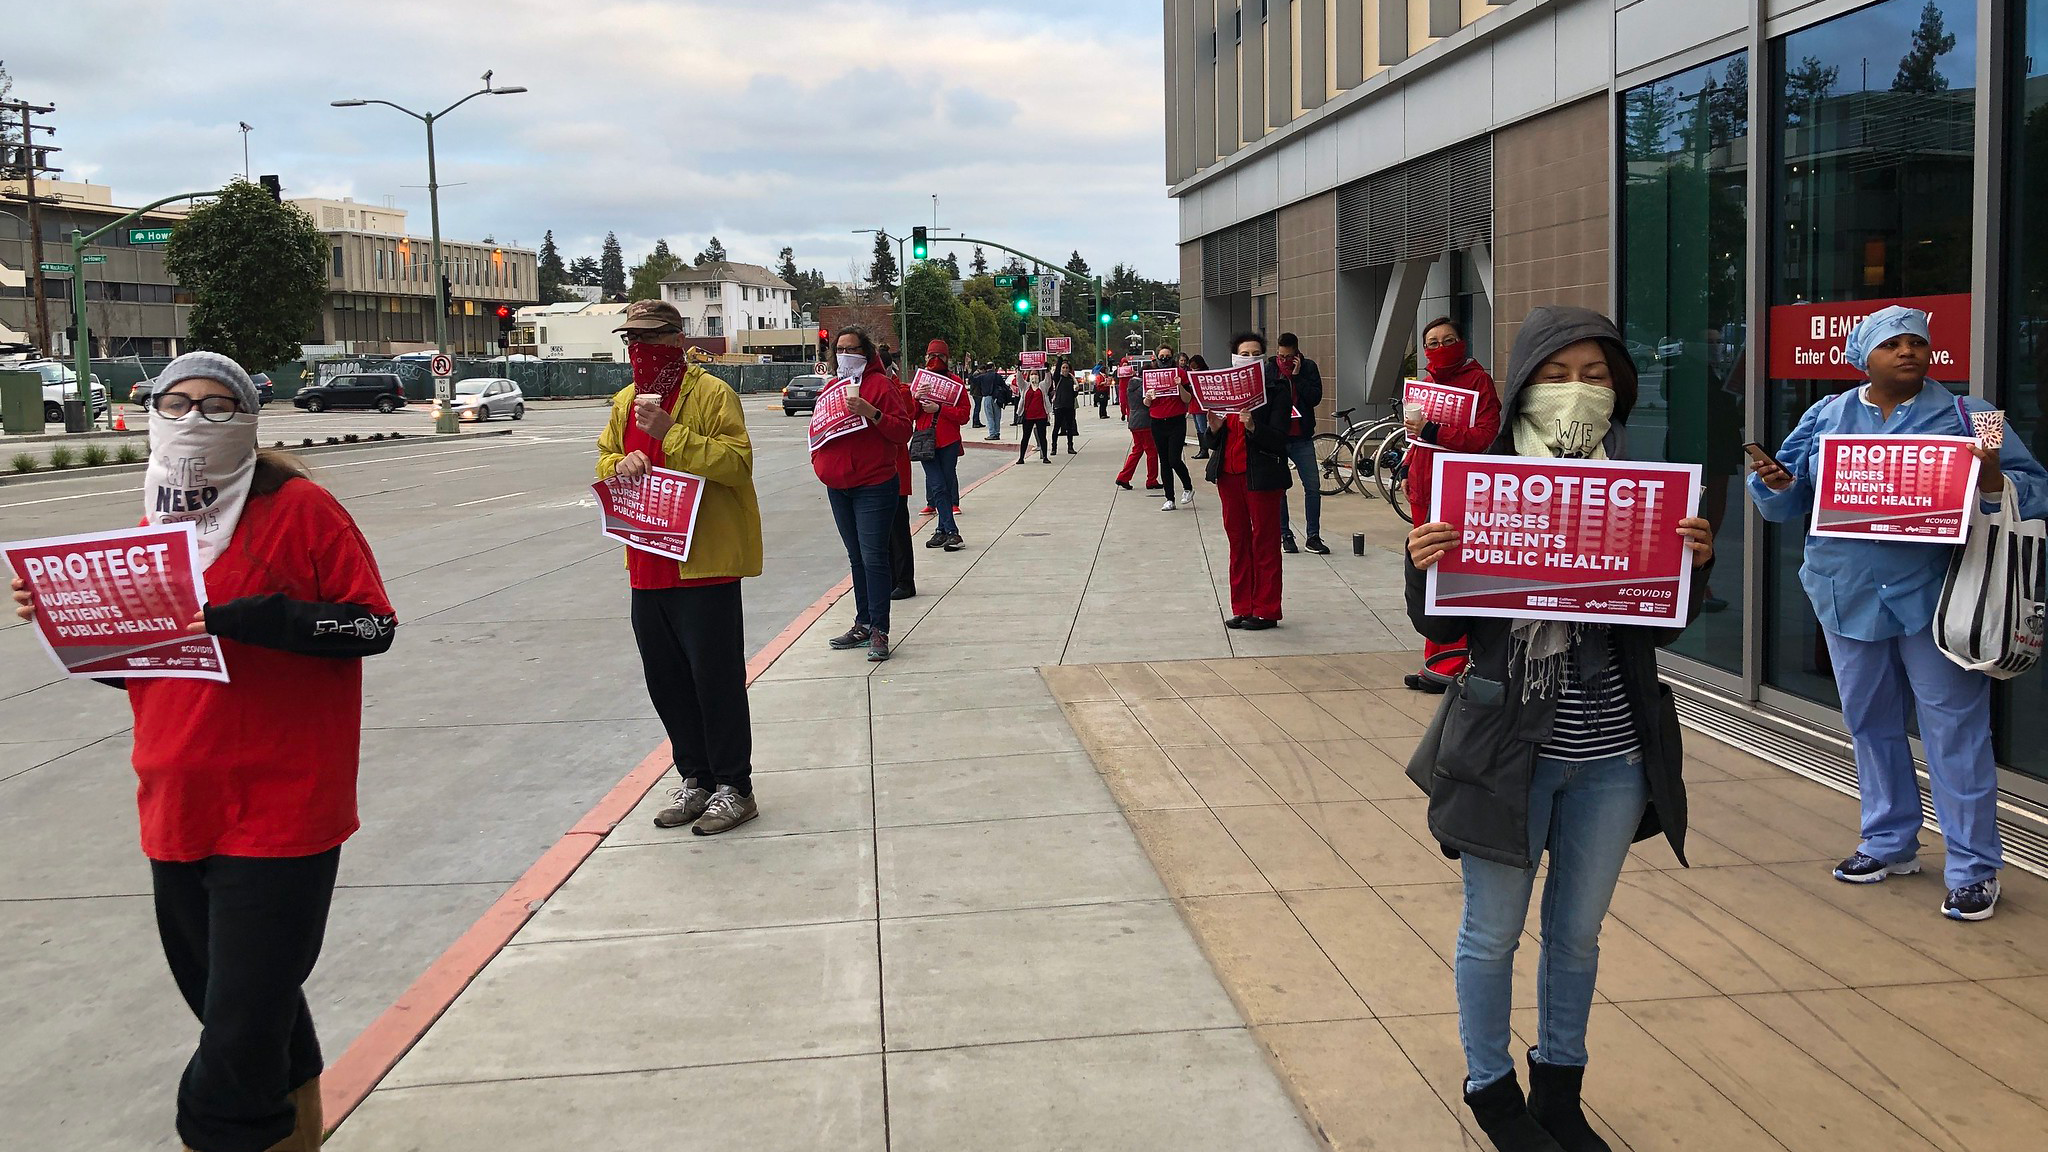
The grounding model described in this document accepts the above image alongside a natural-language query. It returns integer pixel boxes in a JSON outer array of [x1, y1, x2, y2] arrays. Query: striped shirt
[[1539, 630, 1641, 761]]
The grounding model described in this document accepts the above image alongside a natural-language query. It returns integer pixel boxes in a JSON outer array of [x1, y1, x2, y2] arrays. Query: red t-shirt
[[1223, 414, 1249, 475], [127, 478, 394, 861], [1021, 386, 1049, 421], [622, 393, 737, 592], [1148, 368, 1189, 419]]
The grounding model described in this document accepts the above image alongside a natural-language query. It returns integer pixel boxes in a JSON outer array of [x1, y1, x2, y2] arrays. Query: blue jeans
[[981, 396, 1004, 439], [1824, 626, 2003, 888], [1279, 437, 1320, 539], [920, 442, 961, 535], [828, 480, 897, 636], [1193, 410, 1210, 442], [1457, 751, 1647, 1092]]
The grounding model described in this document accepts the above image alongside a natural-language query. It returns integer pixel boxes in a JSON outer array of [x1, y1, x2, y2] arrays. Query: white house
[[659, 261, 797, 344], [509, 301, 629, 361]]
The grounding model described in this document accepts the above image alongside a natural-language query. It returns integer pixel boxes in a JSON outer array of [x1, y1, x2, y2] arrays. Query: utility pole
[[1, 98, 60, 355]]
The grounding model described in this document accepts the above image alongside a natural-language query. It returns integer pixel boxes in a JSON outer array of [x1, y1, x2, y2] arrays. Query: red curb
[[320, 455, 1022, 1131]]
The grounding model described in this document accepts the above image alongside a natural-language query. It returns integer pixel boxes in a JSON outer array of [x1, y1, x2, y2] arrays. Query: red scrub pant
[[1217, 472, 1283, 620], [1116, 427, 1159, 486], [1411, 498, 1468, 682]]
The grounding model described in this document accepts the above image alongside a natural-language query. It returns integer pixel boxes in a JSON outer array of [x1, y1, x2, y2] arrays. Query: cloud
[[8, 0, 1178, 279]]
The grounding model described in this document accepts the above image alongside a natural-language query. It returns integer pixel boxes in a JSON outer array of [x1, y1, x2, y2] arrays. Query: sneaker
[[1146, 482, 1164, 490], [924, 530, 948, 549], [827, 625, 872, 650], [1178, 492, 1194, 507], [1281, 534, 1300, 554], [1944, 877, 2000, 921], [1833, 852, 1921, 884], [1116, 480, 1133, 490], [1305, 535, 1331, 555], [890, 584, 916, 600], [1224, 615, 1247, 629], [920, 506, 936, 516], [1161, 498, 1177, 512], [868, 632, 892, 662], [1403, 672, 1449, 695], [952, 505, 961, 514], [1240, 616, 1278, 631], [943, 533, 965, 552], [652, 777, 711, 828], [692, 786, 759, 836]]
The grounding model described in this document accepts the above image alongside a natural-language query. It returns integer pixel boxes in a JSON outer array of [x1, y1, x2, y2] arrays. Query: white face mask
[[1513, 381, 1615, 460], [144, 408, 260, 569], [835, 352, 867, 378], [1230, 353, 1260, 368]]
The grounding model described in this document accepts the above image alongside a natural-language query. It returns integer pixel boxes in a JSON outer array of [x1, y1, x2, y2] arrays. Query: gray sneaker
[[653, 777, 712, 828], [692, 785, 759, 836]]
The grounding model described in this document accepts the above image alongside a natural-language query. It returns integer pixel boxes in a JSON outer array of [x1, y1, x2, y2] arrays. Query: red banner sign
[[1046, 337, 1071, 355], [911, 368, 966, 408], [1767, 293, 1971, 381], [1425, 455, 1701, 626], [1810, 434, 1981, 543], [808, 377, 868, 452], [593, 466, 709, 562], [1188, 364, 1266, 415], [1141, 368, 1183, 402], [1403, 379, 1483, 449], [1019, 350, 1047, 370], [4, 524, 228, 680]]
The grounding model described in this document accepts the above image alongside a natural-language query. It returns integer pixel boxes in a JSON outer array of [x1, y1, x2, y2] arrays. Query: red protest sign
[[1141, 368, 1182, 402], [1403, 379, 1483, 449], [1019, 350, 1048, 370], [808, 376, 868, 452], [1046, 337, 1071, 355], [4, 523, 228, 680], [1426, 454, 1701, 626], [1810, 434, 1981, 543], [593, 466, 708, 562], [1188, 364, 1266, 415], [1768, 293, 1970, 381], [911, 368, 966, 408]]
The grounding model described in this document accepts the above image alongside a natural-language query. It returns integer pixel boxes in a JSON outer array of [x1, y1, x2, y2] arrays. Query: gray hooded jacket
[[1492, 305, 1640, 460]]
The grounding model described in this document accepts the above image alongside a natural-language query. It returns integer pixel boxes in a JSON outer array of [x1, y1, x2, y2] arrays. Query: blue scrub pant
[[1823, 626, 2004, 889]]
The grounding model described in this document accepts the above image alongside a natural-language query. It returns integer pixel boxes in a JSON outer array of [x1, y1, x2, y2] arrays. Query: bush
[[116, 444, 145, 464], [10, 453, 37, 474], [81, 445, 110, 467], [47, 446, 75, 469]]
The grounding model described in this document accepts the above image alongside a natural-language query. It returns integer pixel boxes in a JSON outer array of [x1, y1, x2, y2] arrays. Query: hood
[[1495, 306, 1639, 458]]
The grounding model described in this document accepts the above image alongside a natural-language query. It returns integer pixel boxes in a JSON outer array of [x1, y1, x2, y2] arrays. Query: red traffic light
[[495, 305, 512, 320], [818, 328, 830, 341]]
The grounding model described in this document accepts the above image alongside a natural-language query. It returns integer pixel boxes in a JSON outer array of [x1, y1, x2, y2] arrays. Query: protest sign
[[1425, 454, 1701, 626], [1187, 364, 1266, 415], [593, 466, 708, 563], [1046, 337, 1071, 355], [808, 377, 868, 452], [1810, 434, 1981, 544], [1019, 350, 1048, 370], [1141, 368, 1183, 402], [1402, 379, 1484, 449], [911, 368, 966, 408], [3, 523, 228, 681]]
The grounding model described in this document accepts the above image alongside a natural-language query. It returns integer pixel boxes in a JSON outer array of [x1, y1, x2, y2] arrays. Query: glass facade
[[1620, 51, 1750, 674]]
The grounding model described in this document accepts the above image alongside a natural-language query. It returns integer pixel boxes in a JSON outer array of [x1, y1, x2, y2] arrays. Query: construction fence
[[93, 357, 817, 403]]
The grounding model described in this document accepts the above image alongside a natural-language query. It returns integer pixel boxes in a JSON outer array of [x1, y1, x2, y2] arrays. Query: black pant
[[1017, 419, 1049, 461], [631, 583, 753, 794], [152, 849, 339, 1152], [1095, 391, 1110, 417], [890, 493, 915, 589], [1052, 408, 1078, 452], [1152, 414, 1194, 501]]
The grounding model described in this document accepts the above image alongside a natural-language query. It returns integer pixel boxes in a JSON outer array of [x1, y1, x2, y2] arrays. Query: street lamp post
[[331, 71, 526, 434], [851, 228, 910, 378]]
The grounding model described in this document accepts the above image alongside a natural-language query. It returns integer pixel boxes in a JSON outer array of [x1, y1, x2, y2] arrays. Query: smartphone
[[1742, 442, 1781, 471]]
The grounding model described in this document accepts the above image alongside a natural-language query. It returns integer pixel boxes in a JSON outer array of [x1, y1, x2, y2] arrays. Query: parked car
[[294, 373, 408, 413], [21, 360, 108, 423], [451, 377, 525, 421], [782, 374, 827, 416], [250, 372, 274, 405]]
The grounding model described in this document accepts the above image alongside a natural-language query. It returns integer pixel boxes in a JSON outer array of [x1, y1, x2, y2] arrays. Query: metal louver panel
[[1336, 136, 1494, 270], [1201, 212, 1278, 297]]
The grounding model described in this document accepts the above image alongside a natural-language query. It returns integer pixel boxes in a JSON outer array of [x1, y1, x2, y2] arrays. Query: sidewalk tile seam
[[361, 1047, 888, 1095], [877, 1022, 1266, 1058]]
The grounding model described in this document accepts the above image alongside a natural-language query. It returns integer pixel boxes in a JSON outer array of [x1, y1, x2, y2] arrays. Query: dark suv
[[294, 373, 407, 413]]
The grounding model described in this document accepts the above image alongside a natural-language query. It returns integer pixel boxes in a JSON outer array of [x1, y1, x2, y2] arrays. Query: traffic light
[[818, 327, 830, 358], [1011, 276, 1032, 315], [911, 227, 928, 261], [259, 175, 281, 203], [1098, 311, 1112, 326], [441, 276, 455, 313], [1128, 312, 1142, 323]]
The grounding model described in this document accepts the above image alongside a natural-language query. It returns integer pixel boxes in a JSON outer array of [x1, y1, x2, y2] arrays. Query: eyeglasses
[[623, 329, 677, 342], [1423, 335, 1461, 349], [149, 393, 243, 421]]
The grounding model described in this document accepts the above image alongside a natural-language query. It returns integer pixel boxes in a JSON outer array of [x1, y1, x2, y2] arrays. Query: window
[[331, 246, 344, 278], [708, 284, 721, 300], [1618, 50, 1750, 675], [2001, 0, 2048, 783], [677, 286, 691, 300], [706, 316, 723, 336]]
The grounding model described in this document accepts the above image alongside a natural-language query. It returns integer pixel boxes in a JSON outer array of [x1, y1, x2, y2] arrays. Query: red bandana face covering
[[630, 340, 690, 402], [1426, 340, 1467, 374]]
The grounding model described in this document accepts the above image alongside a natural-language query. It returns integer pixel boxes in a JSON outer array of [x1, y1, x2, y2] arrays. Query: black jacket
[[1202, 361, 1294, 492], [1051, 374, 1078, 411], [1402, 306, 1701, 869], [1279, 354, 1323, 441]]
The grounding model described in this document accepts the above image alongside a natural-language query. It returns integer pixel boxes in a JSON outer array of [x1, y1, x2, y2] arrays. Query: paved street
[[0, 396, 1001, 1150]]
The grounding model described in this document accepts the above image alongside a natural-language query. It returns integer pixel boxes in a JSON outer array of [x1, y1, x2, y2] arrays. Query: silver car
[[452, 377, 525, 421]]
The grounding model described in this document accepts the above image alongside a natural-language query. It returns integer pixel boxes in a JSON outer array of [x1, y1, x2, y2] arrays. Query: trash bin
[[0, 369, 39, 436], [63, 397, 90, 433]]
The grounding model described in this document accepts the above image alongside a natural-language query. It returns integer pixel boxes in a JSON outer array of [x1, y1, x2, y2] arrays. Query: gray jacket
[[1125, 376, 1151, 431]]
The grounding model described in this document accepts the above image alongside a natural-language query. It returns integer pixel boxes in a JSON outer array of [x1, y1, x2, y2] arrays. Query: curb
[[0, 430, 517, 488], [319, 455, 1023, 1133]]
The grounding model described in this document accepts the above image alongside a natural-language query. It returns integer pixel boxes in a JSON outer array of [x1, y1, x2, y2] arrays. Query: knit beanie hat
[[157, 351, 260, 413]]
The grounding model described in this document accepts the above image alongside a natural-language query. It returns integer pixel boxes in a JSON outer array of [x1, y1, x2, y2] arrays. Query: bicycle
[[1313, 405, 1404, 498]]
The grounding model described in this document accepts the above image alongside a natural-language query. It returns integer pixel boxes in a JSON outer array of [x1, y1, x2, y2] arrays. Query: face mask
[[1425, 341, 1467, 373], [629, 340, 689, 400], [836, 352, 867, 378], [1230, 353, 1259, 368], [144, 407, 259, 570], [1513, 382, 1615, 460]]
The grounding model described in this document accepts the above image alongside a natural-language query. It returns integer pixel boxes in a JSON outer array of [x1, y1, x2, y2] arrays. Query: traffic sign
[[81, 254, 106, 264], [39, 262, 72, 274], [129, 227, 173, 245], [994, 274, 1015, 288], [430, 353, 454, 378]]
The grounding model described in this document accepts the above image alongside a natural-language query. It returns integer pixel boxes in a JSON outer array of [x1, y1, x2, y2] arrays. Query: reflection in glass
[[1765, 0, 1977, 709], [1620, 52, 1750, 674]]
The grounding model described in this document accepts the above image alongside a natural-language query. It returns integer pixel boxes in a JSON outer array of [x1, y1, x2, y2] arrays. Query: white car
[[451, 377, 525, 421], [21, 361, 109, 423]]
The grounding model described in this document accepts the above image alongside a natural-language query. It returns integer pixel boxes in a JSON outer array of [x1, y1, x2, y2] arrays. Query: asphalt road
[[0, 397, 1003, 1150]]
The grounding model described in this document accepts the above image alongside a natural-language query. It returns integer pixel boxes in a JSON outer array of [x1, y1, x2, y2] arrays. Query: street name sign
[[129, 227, 173, 245]]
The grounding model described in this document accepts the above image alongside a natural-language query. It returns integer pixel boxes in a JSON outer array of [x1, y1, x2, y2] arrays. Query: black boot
[[1526, 1057, 1609, 1152], [1464, 1072, 1566, 1152]]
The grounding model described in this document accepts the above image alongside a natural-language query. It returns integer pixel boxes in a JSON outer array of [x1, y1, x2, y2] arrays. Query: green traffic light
[[1015, 298, 1033, 314], [1098, 313, 1112, 325]]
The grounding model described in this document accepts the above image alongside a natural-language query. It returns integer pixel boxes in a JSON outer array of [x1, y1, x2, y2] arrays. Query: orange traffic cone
[[113, 407, 127, 432]]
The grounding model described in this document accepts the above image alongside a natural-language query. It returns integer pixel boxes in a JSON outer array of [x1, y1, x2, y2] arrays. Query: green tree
[[938, 252, 961, 280], [970, 246, 989, 277], [0, 61, 14, 149], [868, 233, 899, 296], [600, 232, 627, 300], [776, 246, 800, 283], [1892, 1, 1957, 94], [566, 255, 601, 285], [1785, 55, 1840, 127], [163, 180, 326, 371], [537, 230, 567, 302], [962, 298, 1002, 366], [694, 236, 728, 266], [628, 239, 686, 302], [895, 262, 962, 366]]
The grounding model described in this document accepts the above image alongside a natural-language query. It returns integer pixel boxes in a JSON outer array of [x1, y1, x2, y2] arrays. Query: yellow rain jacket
[[595, 367, 763, 580]]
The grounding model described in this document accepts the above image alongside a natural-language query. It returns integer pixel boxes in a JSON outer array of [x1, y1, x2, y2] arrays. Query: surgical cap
[[1843, 305, 1932, 373]]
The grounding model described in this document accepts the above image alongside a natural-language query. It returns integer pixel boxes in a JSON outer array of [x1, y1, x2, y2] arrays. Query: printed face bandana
[[144, 408, 258, 570], [1512, 382, 1615, 460], [630, 340, 690, 403]]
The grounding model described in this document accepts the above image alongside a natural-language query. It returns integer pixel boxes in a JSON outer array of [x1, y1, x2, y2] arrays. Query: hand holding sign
[[1187, 364, 1265, 415], [5, 524, 229, 680]]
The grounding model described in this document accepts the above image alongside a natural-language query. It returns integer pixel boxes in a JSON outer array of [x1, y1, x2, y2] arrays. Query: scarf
[[1507, 381, 1618, 699], [630, 340, 690, 404], [144, 409, 258, 571]]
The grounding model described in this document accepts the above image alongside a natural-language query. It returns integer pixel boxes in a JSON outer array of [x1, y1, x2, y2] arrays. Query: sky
[[7, 0, 1178, 281]]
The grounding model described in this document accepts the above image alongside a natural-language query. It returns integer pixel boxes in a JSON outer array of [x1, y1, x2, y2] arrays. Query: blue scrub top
[[1747, 380, 2048, 642]]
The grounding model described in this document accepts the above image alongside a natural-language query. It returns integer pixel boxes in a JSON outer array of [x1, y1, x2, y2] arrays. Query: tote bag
[[1934, 486, 2048, 679]]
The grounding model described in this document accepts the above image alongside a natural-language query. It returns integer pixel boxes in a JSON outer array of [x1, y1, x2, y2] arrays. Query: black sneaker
[[827, 625, 872, 650], [1281, 534, 1300, 554], [891, 584, 916, 601], [1224, 615, 1247, 629], [1305, 535, 1332, 555], [1403, 673, 1449, 695], [1240, 616, 1278, 631], [924, 530, 948, 549], [1833, 852, 1921, 884], [1116, 480, 1133, 490], [1944, 878, 2000, 921], [943, 533, 965, 552]]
